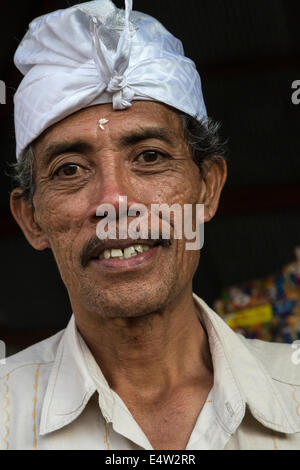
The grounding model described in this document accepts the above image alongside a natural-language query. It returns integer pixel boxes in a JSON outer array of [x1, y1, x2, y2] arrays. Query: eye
[[136, 151, 168, 164], [54, 163, 81, 177]]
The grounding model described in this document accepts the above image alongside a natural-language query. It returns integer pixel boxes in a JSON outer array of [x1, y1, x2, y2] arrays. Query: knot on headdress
[[90, 0, 134, 110], [107, 74, 126, 92], [107, 74, 134, 109]]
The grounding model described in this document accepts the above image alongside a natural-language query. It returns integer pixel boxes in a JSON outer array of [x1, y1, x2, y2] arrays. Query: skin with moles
[[11, 101, 227, 449]]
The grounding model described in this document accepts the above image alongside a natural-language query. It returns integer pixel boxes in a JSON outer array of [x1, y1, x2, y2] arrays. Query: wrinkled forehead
[[33, 100, 186, 158]]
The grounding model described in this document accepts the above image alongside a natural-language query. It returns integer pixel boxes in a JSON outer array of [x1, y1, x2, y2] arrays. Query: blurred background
[[0, 0, 300, 354]]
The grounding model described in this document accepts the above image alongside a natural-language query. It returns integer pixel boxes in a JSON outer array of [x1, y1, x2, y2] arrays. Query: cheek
[[143, 170, 201, 207], [33, 191, 89, 254], [177, 229, 201, 281], [150, 171, 202, 239], [161, 171, 201, 269]]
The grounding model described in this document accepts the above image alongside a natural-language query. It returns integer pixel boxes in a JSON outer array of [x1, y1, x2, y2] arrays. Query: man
[[1, 0, 300, 450]]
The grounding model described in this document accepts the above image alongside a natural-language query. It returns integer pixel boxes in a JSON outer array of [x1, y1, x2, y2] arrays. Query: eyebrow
[[42, 140, 93, 167], [41, 126, 177, 167], [119, 126, 177, 147]]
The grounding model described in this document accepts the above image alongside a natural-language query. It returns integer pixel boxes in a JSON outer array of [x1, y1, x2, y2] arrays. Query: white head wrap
[[14, 0, 207, 160]]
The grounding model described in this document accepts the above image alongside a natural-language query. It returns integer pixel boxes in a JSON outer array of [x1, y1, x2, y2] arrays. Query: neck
[[75, 287, 213, 400]]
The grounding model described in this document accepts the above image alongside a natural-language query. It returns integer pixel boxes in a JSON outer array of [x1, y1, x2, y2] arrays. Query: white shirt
[[1, 294, 300, 450]]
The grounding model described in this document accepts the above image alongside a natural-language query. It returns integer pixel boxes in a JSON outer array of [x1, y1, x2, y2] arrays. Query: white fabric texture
[[14, 0, 207, 160], [1, 294, 300, 450]]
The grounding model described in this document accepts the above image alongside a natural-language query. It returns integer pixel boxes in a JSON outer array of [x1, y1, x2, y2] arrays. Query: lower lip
[[90, 245, 161, 271]]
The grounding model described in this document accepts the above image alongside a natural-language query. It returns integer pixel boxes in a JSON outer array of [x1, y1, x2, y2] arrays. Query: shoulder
[[0, 329, 64, 382], [239, 335, 300, 386], [0, 329, 65, 448]]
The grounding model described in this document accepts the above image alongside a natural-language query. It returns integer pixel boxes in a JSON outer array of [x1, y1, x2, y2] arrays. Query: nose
[[89, 153, 142, 221]]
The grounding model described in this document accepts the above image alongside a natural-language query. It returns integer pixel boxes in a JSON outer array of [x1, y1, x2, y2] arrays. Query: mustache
[[80, 234, 172, 268]]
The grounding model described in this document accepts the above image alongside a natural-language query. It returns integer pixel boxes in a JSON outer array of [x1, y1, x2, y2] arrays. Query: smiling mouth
[[90, 242, 164, 271], [81, 236, 171, 269]]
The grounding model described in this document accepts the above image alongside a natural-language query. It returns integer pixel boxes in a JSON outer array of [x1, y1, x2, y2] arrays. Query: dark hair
[[10, 145, 35, 201], [179, 113, 227, 175], [10, 113, 226, 202]]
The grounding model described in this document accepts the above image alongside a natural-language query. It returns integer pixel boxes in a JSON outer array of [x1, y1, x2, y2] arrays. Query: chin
[[80, 278, 176, 320]]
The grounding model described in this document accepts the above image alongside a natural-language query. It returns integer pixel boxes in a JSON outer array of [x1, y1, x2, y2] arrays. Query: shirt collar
[[194, 298, 246, 438], [194, 294, 300, 434], [39, 315, 152, 448], [39, 315, 96, 435], [40, 295, 300, 437]]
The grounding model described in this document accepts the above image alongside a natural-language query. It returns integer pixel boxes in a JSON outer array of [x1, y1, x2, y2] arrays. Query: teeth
[[111, 249, 123, 258], [124, 246, 137, 258], [99, 244, 151, 260]]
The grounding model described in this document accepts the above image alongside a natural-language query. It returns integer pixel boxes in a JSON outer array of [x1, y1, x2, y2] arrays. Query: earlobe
[[199, 158, 227, 222], [10, 189, 50, 251]]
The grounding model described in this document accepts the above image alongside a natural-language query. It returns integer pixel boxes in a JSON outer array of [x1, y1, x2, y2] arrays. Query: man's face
[[29, 101, 207, 318]]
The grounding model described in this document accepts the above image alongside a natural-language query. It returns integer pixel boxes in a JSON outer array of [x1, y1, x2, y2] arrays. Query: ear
[[199, 158, 227, 222], [10, 189, 50, 251]]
